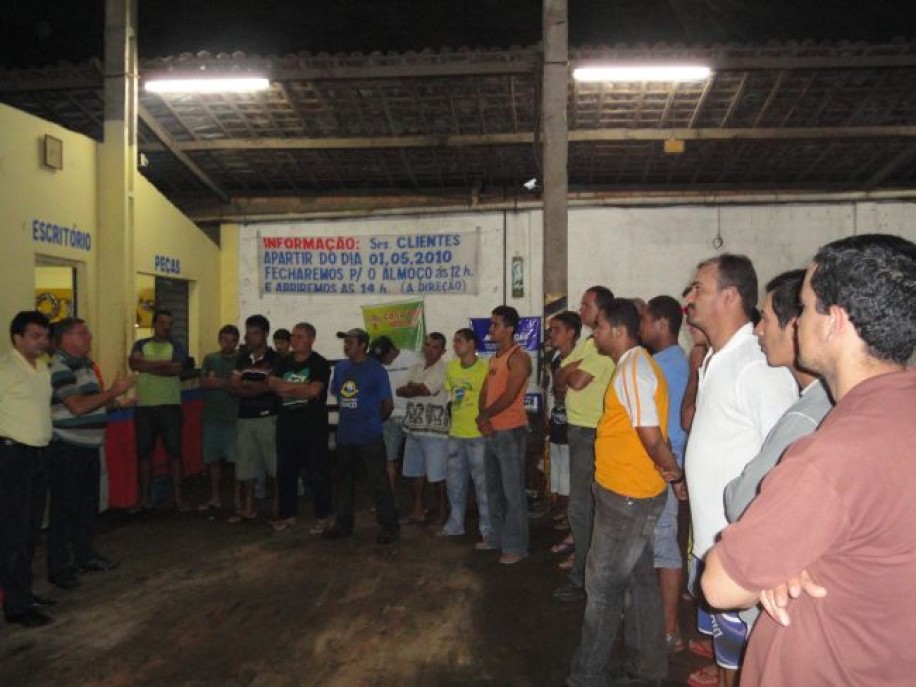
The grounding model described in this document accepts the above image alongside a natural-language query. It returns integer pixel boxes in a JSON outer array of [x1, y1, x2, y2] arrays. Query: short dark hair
[[428, 332, 447, 349], [245, 314, 270, 334], [10, 310, 50, 343], [811, 234, 916, 364], [218, 324, 240, 339], [699, 254, 758, 319], [599, 298, 641, 340], [152, 309, 172, 324], [53, 317, 86, 346], [586, 285, 615, 310], [492, 305, 520, 333], [454, 328, 477, 347], [292, 323, 316, 338], [550, 311, 582, 340], [369, 335, 395, 362], [765, 269, 806, 327], [646, 296, 683, 338], [273, 328, 291, 342]]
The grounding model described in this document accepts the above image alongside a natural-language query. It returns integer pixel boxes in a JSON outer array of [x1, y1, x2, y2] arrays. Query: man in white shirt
[[370, 336, 422, 489], [683, 254, 797, 687], [398, 333, 450, 524]]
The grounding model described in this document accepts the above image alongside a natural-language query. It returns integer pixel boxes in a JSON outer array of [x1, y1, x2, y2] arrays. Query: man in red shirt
[[702, 234, 916, 686]]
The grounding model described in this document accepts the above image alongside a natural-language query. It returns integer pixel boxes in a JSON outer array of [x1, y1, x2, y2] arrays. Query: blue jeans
[[567, 425, 596, 588], [443, 437, 491, 538], [483, 426, 528, 556], [567, 486, 668, 686]]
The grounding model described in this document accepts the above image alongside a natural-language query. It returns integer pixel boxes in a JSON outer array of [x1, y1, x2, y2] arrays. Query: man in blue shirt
[[639, 295, 689, 653], [325, 328, 400, 544]]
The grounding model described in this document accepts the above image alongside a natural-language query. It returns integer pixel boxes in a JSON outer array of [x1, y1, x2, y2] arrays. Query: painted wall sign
[[154, 254, 181, 274], [257, 230, 479, 296], [31, 219, 91, 252]]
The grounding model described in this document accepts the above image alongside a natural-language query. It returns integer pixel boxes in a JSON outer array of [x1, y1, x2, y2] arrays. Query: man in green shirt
[[129, 309, 190, 511], [198, 324, 241, 512]]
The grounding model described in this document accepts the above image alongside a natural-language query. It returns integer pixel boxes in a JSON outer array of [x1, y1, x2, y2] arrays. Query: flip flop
[[228, 511, 257, 524], [550, 539, 575, 555], [689, 639, 715, 659]]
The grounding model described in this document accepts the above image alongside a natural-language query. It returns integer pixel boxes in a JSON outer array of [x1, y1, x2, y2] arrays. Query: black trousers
[[334, 438, 399, 535], [276, 422, 331, 521], [0, 440, 48, 616], [47, 442, 101, 577]]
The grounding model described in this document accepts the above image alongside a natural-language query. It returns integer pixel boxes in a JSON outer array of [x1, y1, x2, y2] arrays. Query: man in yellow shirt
[[553, 286, 615, 601], [567, 299, 682, 687], [440, 328, 491, 543], [0, 311, 54, 628]]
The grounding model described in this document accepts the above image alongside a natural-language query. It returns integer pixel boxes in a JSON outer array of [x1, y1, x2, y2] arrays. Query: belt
[[0, 437, 45, 450]]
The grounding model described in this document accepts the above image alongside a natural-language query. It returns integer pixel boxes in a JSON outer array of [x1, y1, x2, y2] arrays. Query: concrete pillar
[[219, 223, 240, 327], [542, 0, 569, 314], [96, 0, 138, 378]]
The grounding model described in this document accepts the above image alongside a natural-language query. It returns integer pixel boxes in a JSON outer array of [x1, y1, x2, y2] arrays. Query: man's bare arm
[[60, 374, 136, 416], [478, 350, 531, 420], [635, 425, 681, 478], [268, 376, 325, 400], [701, 546, 759, 610]]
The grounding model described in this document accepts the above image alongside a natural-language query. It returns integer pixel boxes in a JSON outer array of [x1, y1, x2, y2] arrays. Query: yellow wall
[[0, 103, 222, 374], [133, 175, 221, 361], [0, 103, 98, 339]]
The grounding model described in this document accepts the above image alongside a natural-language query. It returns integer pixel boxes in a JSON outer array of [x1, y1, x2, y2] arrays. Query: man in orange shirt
[[567, 299, 682, 687], [475, 306, 532, 565]]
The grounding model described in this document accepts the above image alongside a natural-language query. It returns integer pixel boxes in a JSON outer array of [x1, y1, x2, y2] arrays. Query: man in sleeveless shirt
[[475, 306, 532, 565]]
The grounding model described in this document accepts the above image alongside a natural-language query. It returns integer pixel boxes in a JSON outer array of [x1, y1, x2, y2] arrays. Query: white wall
[[567, 202, 916, 305], [237, 210, 544, 353], [235, 200, 916, 355]]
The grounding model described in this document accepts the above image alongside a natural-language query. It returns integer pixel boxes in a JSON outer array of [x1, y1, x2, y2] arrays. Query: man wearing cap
[[325, 328, 400, 544]]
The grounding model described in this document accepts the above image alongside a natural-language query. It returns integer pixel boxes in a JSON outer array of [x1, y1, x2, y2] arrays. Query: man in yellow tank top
[[475, 306, 532, 565], [567, 299, 683, 687]]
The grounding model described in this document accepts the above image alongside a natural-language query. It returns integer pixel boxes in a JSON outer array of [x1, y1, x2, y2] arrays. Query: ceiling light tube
[[144, 77, 270, 94], [573, 65, 711, 83]]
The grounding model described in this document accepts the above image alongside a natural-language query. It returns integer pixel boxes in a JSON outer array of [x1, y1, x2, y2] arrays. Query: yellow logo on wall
[[136, 287, 156, 327], [34, 289, 74, 323]]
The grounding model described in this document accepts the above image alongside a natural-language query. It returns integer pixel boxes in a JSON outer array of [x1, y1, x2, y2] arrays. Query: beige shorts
[[235, 415, 277, 481]]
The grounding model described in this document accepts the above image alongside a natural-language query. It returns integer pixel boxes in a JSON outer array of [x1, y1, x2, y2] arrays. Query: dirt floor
[[1, 475, 715, 687]]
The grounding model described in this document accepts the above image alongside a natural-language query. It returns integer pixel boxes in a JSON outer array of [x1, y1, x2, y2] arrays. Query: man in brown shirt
[[702, 234, 916, 686]]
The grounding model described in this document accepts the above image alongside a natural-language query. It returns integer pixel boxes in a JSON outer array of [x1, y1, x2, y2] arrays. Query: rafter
[[137, 104, 229, 203]]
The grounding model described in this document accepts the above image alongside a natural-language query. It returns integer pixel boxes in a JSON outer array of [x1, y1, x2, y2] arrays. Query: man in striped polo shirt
[[48, 318, 134, 589]]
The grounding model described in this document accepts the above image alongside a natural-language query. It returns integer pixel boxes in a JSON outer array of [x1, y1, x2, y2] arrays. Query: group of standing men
[[561, 234, 915, 687]]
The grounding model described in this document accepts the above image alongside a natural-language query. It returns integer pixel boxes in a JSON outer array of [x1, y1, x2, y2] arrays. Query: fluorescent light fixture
[[573, 65, 711, 83], [144, 77, 270, 94]]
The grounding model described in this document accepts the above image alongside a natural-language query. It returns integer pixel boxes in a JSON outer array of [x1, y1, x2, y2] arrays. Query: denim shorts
[[382, 417, 405, 462], [652, 485, 682, 568], [402, 434, 448, 482], [202, 423, 237, 464]]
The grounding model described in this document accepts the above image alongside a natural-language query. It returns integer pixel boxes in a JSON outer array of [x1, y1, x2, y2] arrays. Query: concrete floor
[[2, 476, 714, 687]]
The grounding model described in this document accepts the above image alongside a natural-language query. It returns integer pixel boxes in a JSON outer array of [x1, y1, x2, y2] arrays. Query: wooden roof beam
[[138, 104, 229, 203], [137, 125, 916, 153]]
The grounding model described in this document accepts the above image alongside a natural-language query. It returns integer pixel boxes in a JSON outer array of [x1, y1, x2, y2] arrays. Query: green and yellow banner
[[361, 299, 426, 351]]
